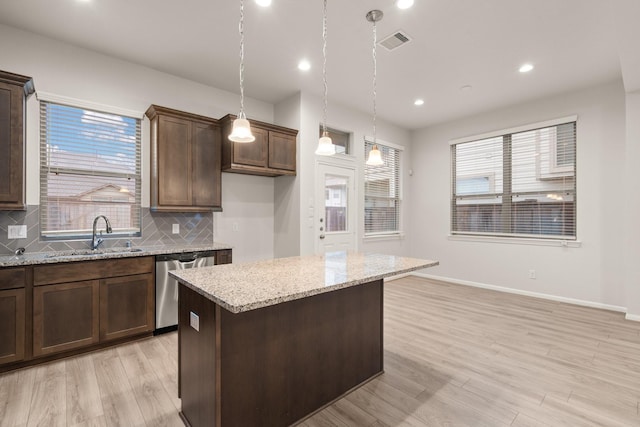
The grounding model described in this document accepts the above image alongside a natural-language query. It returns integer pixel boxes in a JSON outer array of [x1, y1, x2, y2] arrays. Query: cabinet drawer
[[0, 267, 26, 290], [34, 256, 154, 286]]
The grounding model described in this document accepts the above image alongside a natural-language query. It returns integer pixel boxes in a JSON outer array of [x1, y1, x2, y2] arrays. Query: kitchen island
[[171, 252, 438, 427]]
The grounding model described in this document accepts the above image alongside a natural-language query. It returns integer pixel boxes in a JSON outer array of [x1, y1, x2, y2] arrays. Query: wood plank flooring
[[2, 276, 639, 426]]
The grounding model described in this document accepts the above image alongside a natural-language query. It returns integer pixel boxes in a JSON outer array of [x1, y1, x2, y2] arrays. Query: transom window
[[39, 100, 142, 239], [451, 117, 576, 239]]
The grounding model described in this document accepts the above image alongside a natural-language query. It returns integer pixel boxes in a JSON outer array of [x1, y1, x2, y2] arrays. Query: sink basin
[[44, 248, 144, 258]]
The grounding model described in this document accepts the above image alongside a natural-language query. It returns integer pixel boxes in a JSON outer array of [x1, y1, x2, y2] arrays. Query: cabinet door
[[233, 126, 268, 167], [0, 81, 25, 209], [158, 115, 192, 206], [215, 249, 233, 265], [33, 281, 100, 357], [100, 273, 154, 341], [0, 288, 25, 365], [192, 121, 221, 208], [268, 131, 296, 172]]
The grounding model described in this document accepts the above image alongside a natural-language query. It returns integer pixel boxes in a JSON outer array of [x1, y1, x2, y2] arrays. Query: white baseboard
[[625, 313, 640, 322], [411, 272, 634, 318]]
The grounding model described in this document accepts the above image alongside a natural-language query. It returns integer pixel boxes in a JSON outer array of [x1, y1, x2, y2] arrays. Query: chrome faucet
[[91, 215, 113, 250]]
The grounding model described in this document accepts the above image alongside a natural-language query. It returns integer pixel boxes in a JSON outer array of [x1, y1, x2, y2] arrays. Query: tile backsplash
[[0, 206, 213, 255]]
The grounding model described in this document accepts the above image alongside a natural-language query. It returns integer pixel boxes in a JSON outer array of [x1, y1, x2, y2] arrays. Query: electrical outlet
[[232, 222, 239, 232], [528, 269, 536, 279], [8, 225, 27, 239], [190, 311, 200, 332], [172, 224, 180, 234]]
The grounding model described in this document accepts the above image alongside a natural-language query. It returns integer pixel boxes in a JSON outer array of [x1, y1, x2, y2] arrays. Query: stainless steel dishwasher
[[155, 251, 216, 333]]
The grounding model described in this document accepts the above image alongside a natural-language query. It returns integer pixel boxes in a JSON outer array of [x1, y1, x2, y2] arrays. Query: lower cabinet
[[0, 288, 26, 364], [33, 280, 100, 357], [100, 273, 154, 341]]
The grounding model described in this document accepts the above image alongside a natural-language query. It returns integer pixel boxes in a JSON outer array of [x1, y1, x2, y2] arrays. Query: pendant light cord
[[322, 0, 328, 136], [238, 0, 247, 120], [372, 17, 378, 144]]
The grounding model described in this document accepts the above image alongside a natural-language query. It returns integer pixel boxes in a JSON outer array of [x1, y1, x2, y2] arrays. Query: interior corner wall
[[274, 93, 302, 258], [409, 80, 628, 310], [624, 90, 640, 318]]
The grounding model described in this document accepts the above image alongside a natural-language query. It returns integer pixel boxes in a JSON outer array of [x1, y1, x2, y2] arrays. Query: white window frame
[[364, 137, 404, 239], [38, 92, 143, 240], [450, 116, 577, 242]]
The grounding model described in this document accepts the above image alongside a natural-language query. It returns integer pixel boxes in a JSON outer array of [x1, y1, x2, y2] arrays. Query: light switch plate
[[8, 225, 27, 239], [190, 311, 200, 332], [172, 224, 180, 234]]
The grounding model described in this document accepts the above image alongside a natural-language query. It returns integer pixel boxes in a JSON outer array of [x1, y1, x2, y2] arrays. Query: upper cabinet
[[220, 114, 297, 177], [146, 105, 222, 212], [0, 70, 35, 211]]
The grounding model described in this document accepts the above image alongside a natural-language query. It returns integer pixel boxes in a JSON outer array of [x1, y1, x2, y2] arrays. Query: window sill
[[363, 232, 405, 242], [448, 234, 582, 248]]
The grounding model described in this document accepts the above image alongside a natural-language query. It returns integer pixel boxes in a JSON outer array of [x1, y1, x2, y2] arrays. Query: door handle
[[319, 234, 325, 239]]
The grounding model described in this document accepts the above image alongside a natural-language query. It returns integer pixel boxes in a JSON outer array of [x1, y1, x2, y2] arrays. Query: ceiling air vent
[[379, 30, 412, 51]]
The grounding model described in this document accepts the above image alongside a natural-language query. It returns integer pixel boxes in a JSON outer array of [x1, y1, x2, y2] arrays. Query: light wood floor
[[2, 276, 640, 426]]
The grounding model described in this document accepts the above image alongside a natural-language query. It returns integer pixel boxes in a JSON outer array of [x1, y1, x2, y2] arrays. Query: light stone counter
[[0, 242, 232, 267], [170, 251, 438, 313]]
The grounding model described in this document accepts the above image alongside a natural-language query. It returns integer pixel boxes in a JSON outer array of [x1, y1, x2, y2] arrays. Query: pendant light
[[315, 0, 336, 156], [229, 0, 255, 143], [365, 10, 384, 166]]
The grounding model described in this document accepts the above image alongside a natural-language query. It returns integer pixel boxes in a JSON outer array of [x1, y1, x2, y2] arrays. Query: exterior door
[[316, 162, 356, 254]]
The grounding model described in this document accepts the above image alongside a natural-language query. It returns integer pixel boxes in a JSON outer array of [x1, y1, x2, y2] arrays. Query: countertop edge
[[173, 260, 439, 314], [0, 243, 233, 267]]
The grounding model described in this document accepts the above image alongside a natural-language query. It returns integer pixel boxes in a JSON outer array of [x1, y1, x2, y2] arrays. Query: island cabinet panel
[[0, 70, 35, 211], [214, 249, 232, 265], [0, 288, 26, 364], [99, 273, 154, 341], [33, 280, 100, 357], [178, 279, 383, 427], [221, 114, 297, 177]]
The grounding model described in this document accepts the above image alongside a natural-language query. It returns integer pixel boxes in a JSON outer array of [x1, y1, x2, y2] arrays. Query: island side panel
[[219, 279, 384, 426], [178, 284, 218, 427]]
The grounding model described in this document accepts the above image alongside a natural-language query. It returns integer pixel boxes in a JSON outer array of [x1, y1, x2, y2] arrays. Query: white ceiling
[[0, 0, 637, 130]]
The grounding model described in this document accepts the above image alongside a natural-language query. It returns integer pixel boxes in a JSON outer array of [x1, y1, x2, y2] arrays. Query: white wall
[[0, 24, 276, 259], [410, 81, 628, 310], [624, 90, 640, 318]]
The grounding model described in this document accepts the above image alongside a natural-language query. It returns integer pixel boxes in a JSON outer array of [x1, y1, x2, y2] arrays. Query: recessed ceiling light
[[460, 85, 472, 92], [298, 60, 311, 71], [519, 63, 534, 73], [255, 0, 272, 6], [396, 0, 414, 9], [414, 99, 424, 106]]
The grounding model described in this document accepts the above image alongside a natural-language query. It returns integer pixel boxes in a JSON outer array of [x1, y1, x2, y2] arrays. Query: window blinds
[[451, 120, 576, 239], [40, 101, 142, 238], [365, 140, 401, 234]]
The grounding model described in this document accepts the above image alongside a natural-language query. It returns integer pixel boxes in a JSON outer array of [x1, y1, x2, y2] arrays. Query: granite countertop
[[171, 251, 438, 314], [0, 242, 233, 267]]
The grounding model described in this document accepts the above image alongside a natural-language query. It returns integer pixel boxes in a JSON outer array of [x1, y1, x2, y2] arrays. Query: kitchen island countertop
[[171, 251, 438, 313]]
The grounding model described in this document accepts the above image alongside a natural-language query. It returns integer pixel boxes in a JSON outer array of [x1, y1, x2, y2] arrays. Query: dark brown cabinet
[[33, 280, 100, 357], [146, 105, 222, 212], [221, 114, 297, 176], [0, 267, 26, 364], [0, 70, 35, 210], [215, 249, 233, 265], [100, 273, 154, 341], [31, 256, 155, 359]]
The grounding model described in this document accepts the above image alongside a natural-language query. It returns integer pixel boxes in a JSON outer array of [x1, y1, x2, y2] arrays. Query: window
[[319, 125, 350, 154], [40, 100, 142, 239], [365, 140, 401, 235], [451, 117, 576, 239]]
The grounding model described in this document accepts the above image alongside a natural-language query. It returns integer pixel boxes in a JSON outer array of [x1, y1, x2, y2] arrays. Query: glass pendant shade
[[366, 144, 384, 166], [229, 117, 255, 143], [315, 132, 336, 155]]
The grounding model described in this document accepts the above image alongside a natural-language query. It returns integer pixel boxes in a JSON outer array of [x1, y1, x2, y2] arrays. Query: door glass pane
[[325, 174, 348, 232]]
